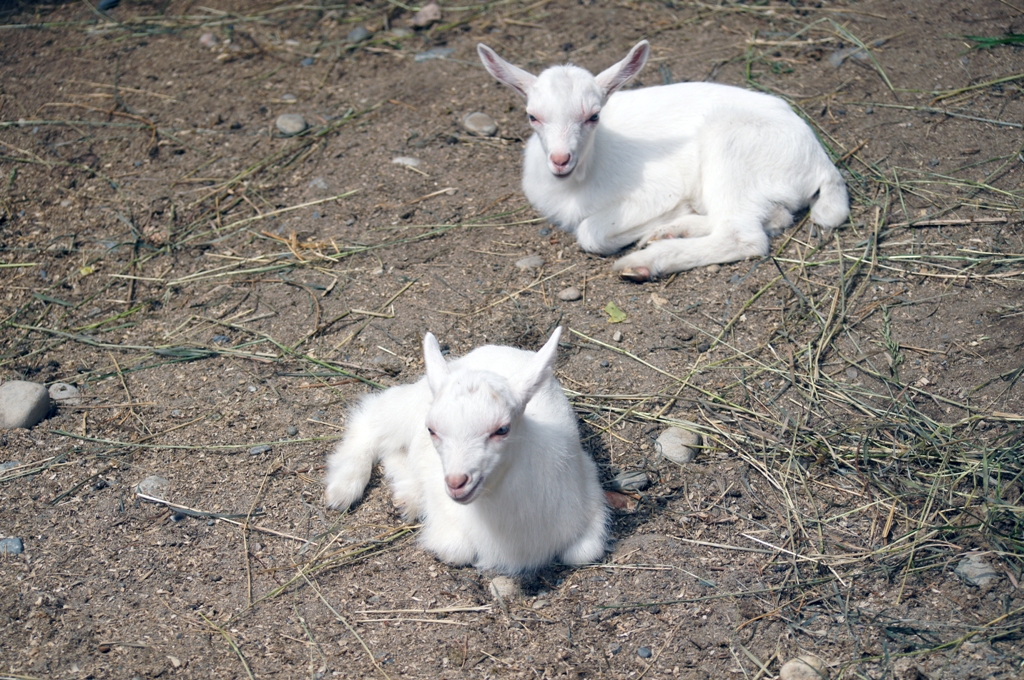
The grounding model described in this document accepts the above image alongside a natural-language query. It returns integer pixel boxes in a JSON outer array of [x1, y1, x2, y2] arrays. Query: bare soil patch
[[2, 1, 1023, 678]]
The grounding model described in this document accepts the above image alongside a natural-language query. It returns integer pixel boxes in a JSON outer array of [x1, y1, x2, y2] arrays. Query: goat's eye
[[427, 427, 437, 437], [527, 114, 538, 123], [492, 425, 510, 437], [588, 113, 600, 123]]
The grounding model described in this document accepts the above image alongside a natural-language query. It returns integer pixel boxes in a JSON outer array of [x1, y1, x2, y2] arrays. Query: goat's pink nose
[[550, 152, 571, 167], [445, 473, 469, 490]]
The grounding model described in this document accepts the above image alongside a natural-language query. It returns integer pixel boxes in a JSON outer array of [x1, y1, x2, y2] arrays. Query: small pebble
[[248, 385, 258, 392], [412, 1, 442, 27], [558, 286, 581, 301], [539, 227, 551, 236], [611, 470, 649, 492], [391, 156, 422, 167], [249, 445, 272, 456], [779, 655, 828, 680], [515, 255, 544, 270], [171, 512, 187, 522], [696, 340, 710, 353], [637, 647, 653, 659], [199, 32, 218, 48], [0, 461, 21, 472], [954, 553, 1000, 587], [275, 113, 308, 136], [48, 382, 82, 406], [706, 264, 721, 274], [347, 26, 371, 43], [308, 177, 329, 191], [286, 426, 298, 436], [612, 330, 623, 343], [136, 475, 170, 500], [0, 381, 50, 429], [676, 330, 694, 342], [212, 334, 230, 344], [462, 112, 498, 137], [281, 93, 297, 104], [0, 537, 24, 555], [655, 427, 701, 464], [414, 47, 454, 62], [97, 0, 120, 9], [531, 599, 548, 610], [300, 57, 315, 66], [170, 409, 183, 418], [599, 360, 610, 368], [489, 576, 520, 601], [845, 367, 858, 380]]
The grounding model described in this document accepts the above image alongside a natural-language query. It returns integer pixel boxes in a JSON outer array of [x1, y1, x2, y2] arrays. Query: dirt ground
[[2, 0, 1023, 678]]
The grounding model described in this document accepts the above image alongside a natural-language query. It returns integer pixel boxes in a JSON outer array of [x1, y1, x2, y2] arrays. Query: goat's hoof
[[619, 267, 652, 283]]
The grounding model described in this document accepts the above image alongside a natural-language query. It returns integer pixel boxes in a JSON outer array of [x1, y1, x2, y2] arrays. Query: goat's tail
[[324, 384, 421, 512], [810, 168, 850, 231]]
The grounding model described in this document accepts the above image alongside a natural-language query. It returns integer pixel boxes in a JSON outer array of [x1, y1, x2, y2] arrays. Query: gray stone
[[655, 427, 701, 464], [281, 93, 297, 103], [612, 330, 623, 343], [462, 112, 497, 137], [489, 575, 520, 602], [0, 381, 50, 429], [307, 177, 329, 191], [136, 475, 170, 500], [199, 32, 218, 48], [1, 461, 22, 472], [414, 47, 454, 62], [286, 426, 298, 436], [954, 553, 1000, 587], [637, 647, 652, 659], [706, 264, 721, 274], [779, 655, 828, 680], [250, 445, 272, 456], [48, 382, 81, 406], [412, 1, 442, 27], [391, 156, 421, 168], [558, 286, 581, 301], [346, 26, 371, 43], [610, 470, 649, 492], [275, 113, 307, 136], [0, 537, 24, 555], [515, 255, 544, 270]]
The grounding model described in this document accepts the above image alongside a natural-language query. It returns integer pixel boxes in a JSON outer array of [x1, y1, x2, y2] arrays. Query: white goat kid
[[323, 327, 609, 574], [477, 41, 849, 281]]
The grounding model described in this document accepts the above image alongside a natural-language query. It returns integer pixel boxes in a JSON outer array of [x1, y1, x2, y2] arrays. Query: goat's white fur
[[323, 327, 609, 574], [477, 41, 849, 279]]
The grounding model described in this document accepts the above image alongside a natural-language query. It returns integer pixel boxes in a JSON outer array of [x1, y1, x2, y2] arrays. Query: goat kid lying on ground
[[477, 40, 849, 281], [323, 327, 609, 575]]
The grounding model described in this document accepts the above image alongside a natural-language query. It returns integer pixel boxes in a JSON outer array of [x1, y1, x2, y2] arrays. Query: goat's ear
[[423, 332, 449, 395], [512, 327, 562, 406], [596, 40, 650, 97], [478, 43, 537, 100]]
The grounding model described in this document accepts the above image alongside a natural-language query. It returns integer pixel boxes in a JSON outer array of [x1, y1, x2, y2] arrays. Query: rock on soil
[[346, 26, 371, 43], [0, 537, 24, 555], [462, 111, 498, 137], [48, 382, 82, 406], [412, 2, 442, 28], [0, 380, 50, 429], [515, 255, 544, 270], [489, 576, 520, 601], [275, 113, 307, 136], [954, 553, 1000, 587], [655, 426, 701, 464], [779, 655, 828, 680], [610, 470, 650, 492], [558, 286, 581, 301], [136, 475, 170, 500]]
